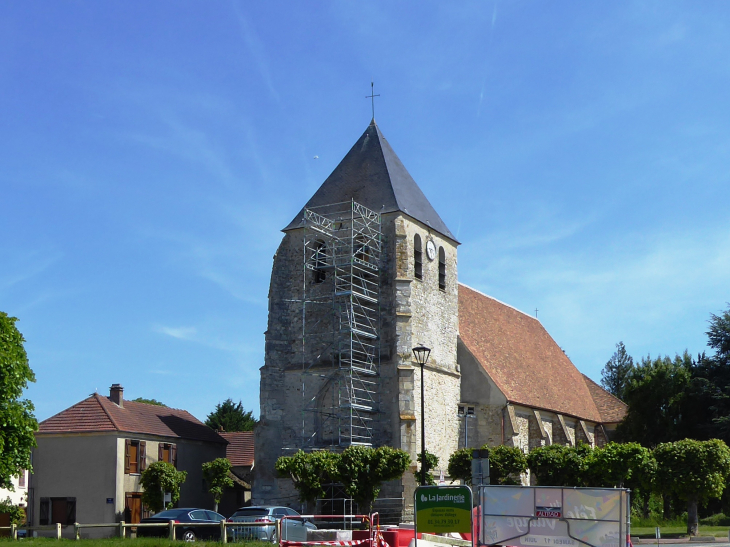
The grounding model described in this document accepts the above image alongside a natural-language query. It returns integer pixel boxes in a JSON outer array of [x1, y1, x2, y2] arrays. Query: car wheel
[[182, 530, 197, 542]]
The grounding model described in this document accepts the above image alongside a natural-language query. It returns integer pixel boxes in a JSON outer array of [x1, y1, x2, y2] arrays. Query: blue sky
[[2, 2, 729, 423]]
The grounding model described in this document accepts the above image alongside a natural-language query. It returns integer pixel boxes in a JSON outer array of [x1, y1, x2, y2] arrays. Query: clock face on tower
[[426, 240, 436, 261]]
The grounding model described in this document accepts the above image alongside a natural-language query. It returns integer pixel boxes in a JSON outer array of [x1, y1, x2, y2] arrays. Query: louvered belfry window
[[438, 247, 446, 291], [414, 234, 423, 280]]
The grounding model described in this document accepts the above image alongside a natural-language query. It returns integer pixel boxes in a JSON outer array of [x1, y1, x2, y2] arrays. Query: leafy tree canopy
[[654, 439, 730, 535], [339, 445, 411, 512], [275, 450, 339, 505], [140, 461, 188, 514], [202, 458, 234, 512], [527, 443, 592, 486], [0, 312, 37, 490], [448, 445, 528, 486], [275, 446, 410, 513], [205, 399, 257, 432], [586, 442, 655, 491], [132, 397, 166, 406], [601, 342, 634, 400], [0, 497, 26, 525], [616, 352, 693, 447]]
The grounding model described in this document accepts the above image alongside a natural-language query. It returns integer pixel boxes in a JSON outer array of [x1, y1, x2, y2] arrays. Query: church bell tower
[[253, 120, 460, 518]]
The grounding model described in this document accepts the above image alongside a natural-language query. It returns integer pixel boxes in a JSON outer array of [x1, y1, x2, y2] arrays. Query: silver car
[[229, 506, 317, 543]]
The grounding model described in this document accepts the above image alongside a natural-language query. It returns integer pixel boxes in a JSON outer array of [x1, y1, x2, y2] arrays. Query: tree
[[653, 439, 730, 536], [202, 458, 234, 513], [275, 450, 339, 509], [0, 312, 37, 490], [132, 397, 166, 406], [140, 462, 188, 514], [447, 448, 473, 484], [616, 353, 693, 446], [707, 305, 730, 357], [527, 443, 592, 486], [0, 497, 25, 525], [586, 442, 655, 490], [600, 342, 634, 400], [338, 446, 411, 514], [205, 399, 257, 432], [490, 445, 528, 485], [448, 446, 528, 486], [413, 451, 438, 486]]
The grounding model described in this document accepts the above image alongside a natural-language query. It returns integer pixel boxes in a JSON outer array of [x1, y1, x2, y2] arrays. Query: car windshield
[[153, 509, 188, 518], [232, 508, 270, 517]]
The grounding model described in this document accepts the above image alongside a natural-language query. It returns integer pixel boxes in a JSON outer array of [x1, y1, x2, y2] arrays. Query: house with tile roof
[[29, 384, 227, 536], [254, 120, 627, 520], [217, 431, 254, 515]]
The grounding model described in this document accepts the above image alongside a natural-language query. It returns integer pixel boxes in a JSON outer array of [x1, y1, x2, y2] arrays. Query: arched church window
[[313, 240, 327, 284], [438, 246, 446, 291], [414, 235, 423, 280]]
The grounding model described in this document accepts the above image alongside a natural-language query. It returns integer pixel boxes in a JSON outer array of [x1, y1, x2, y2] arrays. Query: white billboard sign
[[479, 486, 629, 547]]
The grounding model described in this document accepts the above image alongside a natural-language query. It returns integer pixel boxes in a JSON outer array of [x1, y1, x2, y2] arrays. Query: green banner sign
[[415, 485, 473, 534]]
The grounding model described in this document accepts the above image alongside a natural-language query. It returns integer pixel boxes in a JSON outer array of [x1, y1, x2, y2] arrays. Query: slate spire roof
[[284, 120, 457, 242]]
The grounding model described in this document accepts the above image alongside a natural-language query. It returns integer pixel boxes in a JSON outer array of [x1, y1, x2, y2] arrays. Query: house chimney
[[110, 384, 124, 407]]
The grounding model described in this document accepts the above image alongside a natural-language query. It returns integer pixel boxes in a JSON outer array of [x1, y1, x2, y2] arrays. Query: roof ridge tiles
[[94, 393, 122, 431]]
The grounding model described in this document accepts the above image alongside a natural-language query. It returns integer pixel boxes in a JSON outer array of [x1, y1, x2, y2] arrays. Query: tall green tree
[[586, 442, 655, 490], [616, 352, 693, 446], [202, 458, 234, 512], [0, 312, 38, 490], [601, 342, 634, 400], [654, 439, 730, 536], [205, 399, 257, 432], [140, 461, 188, 513], [413, 451, 439, 486]]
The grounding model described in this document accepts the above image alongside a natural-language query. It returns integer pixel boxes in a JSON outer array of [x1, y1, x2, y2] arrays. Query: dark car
[[228, 506, 316, 543], [138, 508, 226, 542]]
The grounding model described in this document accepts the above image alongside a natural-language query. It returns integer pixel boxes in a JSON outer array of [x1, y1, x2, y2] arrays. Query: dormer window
[[438, 247, 446, 291], [414, 235, 423, 280]]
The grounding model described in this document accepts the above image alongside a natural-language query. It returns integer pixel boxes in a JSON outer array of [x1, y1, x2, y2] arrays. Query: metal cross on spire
[[366, 81, 380, 120]]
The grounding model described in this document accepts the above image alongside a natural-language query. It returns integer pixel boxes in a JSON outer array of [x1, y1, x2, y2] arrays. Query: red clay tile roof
[[581, 374, 628, 424], [219, 432, 254, 467], [459, 284, 605, 423], [38, 393, 227, 444]]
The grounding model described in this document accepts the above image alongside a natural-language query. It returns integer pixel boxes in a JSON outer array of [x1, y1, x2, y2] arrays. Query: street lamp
[[412, 344, 431, 486]]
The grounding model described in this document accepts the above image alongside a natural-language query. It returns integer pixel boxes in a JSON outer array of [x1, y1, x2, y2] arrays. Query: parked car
[[228, 506, 317, 543], [138, 508, 226, 542]]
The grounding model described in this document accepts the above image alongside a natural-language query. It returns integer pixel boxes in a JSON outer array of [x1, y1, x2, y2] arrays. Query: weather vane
[[366, 81, 380, 119]]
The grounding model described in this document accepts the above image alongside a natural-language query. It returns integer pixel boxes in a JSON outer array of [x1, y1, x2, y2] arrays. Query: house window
[[39, 497, 76, 525], [125, 439, 146, 474], [158, 443, 177, 467], [414, 235, 423, 280], [438, 247, 446, 291], [18, 470, 25, 488]]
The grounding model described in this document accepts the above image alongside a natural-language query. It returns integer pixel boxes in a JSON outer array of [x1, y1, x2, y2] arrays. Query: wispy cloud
[[0, 250, 63, 292], [155, 325, 197, 340], [231, 2, 280, 104], [153, 323, 257, 355]]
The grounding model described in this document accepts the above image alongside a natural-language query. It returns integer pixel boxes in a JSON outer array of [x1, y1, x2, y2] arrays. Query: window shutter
[[139, 441, 147, 471], [171, 444, 177, 468], [124, 439, 131, 474], [158, 443, 163, 461]]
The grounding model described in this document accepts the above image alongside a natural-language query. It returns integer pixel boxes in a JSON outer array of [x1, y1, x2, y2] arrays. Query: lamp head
[[412, 345, 431, 366]]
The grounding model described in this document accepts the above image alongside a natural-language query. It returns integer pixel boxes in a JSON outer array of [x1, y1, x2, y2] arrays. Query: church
[[252, 120, 626, 520]]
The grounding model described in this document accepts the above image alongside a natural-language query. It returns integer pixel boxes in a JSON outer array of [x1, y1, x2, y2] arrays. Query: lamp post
[[412, 344, 431, 486]]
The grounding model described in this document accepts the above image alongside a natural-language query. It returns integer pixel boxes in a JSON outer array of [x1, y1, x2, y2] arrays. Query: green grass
[[0, 539, 271, 546]]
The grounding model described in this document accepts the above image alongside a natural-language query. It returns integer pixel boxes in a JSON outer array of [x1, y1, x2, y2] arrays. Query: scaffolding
[[300, 200, 382, 447]]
